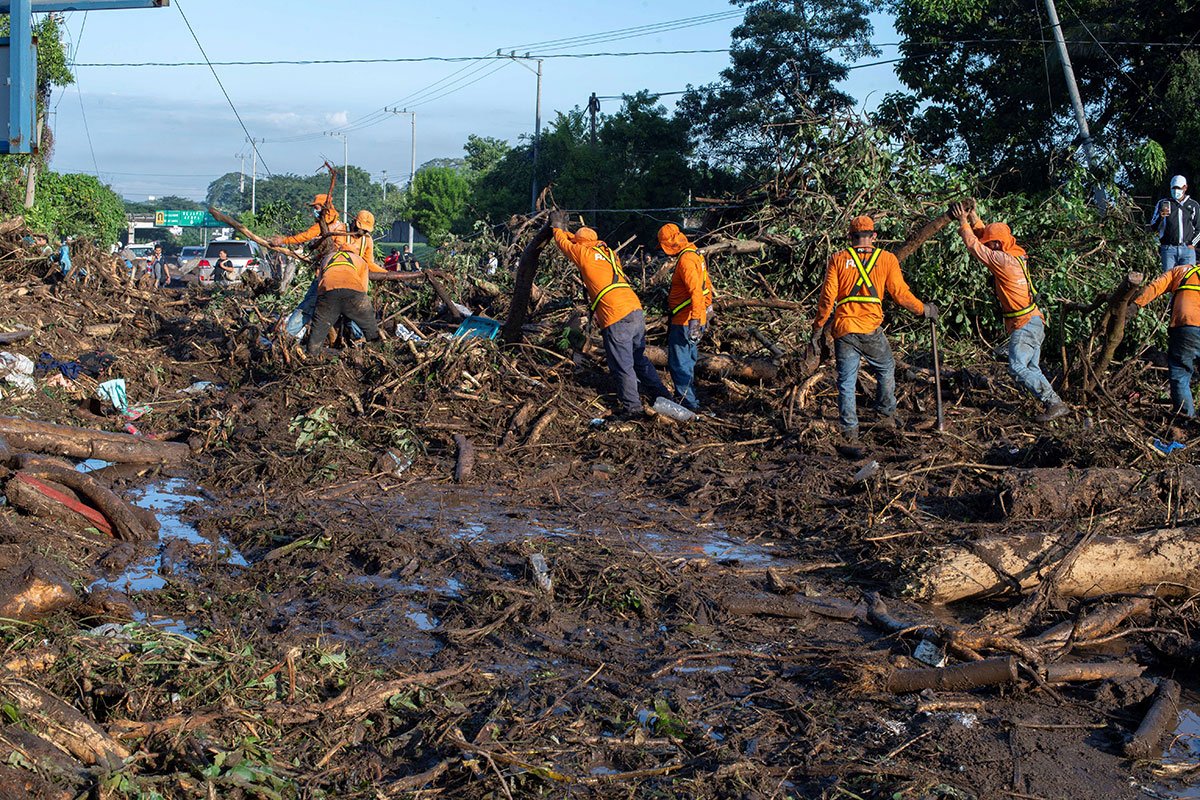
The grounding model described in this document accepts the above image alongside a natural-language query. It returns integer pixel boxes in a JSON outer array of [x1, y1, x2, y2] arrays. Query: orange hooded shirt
[[281, 206, 347, 248], [552, 227, 642, 329], [958, 220, 1042, 333], [317, 239, 385, 294], [1134, 264, 1200, 328], [813, 246, 925, 339], [659, 224, 714, 326]]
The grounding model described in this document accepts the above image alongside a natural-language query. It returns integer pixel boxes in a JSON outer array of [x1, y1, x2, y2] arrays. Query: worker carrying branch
[[659, 223, 715, 411], [305, 210, 386, 356], [1130, 259, 1200, 418], [549, 210, 670, 419], [950, 203, 1069, 423], [812, 215, 935, 442]]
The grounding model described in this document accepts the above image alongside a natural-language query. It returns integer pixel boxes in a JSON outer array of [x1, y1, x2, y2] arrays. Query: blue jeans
[[1161, 244, 1197, 273], [600, 309, 669, 414], [667, 323, 702, 409], [1168, 326, 1200, 417], [1008, 316, 1060, 406], [834, 328, 896, 432], [285, 278, 363, 340]]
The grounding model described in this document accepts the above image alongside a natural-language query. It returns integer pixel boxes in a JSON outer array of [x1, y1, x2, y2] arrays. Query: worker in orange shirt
[[549, 210, 669, 419], [268, 194, 346, 251], [305, 210, 386, 355], [950, 203, 1068, 422], [658, 223, 714, 411], [1130, 260, 1200, 417], [812, 216, 936, 442]]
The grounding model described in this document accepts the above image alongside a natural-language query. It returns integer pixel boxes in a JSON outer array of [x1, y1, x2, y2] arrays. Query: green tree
[[884, 0, 1199, 195], [27, 171, 125, 244], [400, 166, 472, 245], [464, 135, 511, 178], [679, 0, 878, 167]]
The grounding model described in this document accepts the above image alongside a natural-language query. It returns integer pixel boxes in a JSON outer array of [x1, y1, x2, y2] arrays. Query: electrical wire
[[172, 0, 270, 176]]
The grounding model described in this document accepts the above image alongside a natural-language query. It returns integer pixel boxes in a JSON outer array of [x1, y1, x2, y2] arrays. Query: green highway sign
[[155, 210, 223, 228]]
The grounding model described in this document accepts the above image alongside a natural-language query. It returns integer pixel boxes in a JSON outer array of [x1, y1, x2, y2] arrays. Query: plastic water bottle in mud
[[651, 397, 697, 422]]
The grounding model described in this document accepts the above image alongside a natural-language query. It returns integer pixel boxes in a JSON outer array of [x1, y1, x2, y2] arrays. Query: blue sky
[[45, 0, 901, 201]]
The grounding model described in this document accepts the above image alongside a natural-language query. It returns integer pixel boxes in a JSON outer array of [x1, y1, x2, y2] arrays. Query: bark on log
[[1090, 271, 1145, 387], [207, 206, 308, 263], [15, 455, 153, 543], [425, 270, 466, 322], [1044, 662, 1145, 683], [5, 474, 113, 535], [0, 417, 189, 464], [714, 297, 804, 312], [0, 564, 76, 622], [1031, 595, 1153, 648], [0, 669, 129, 768], [895, 212, 955, 265], [0, 434, 11, 468], [643, 345, 778, 383], [369, 271, 428, 283], [1125, 678, 1181, 759], [699, 239, 768, 257], [885, 656, 1018, 693], [453, 434, 474, 483], [903, 528, 1200, 603], [524, 408, 559, 446], [0, 329, 34, 345], [500, 400, 536, 449], [502, 219, 554, 343]]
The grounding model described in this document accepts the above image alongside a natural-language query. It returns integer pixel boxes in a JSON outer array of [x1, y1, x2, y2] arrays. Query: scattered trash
[[528, 552, 553, 594], [376, 449, 413, 477], [0, 351, 35, 394], [176, 381, 224, 395], [913, 640, 947, 667], [97, 378, 128, 411], [35, 352, 81, 379], [853, 460, 882, 483], [1152, 439, 1186, 455], [77, 350, 116, 377], [589, 418, 606, 428], [43, 372, 74, 389], [454, 315, 502, 341], [87, 622, 132, 640], [121, 405, 152, 421], [651, 396, 697, 422], [393, 322, 422, 343]]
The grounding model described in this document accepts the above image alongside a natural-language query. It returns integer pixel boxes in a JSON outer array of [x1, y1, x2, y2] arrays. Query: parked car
[[125, 243, 156, 260], [178, 246, 205, 274], [196, 240, 269, 283]]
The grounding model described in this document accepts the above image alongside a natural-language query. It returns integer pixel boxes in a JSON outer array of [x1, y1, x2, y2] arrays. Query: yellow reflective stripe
[[670, 246, 710, 315], [1178, 264, 1200, 293], [590, 281, 632, 311], [846, 247, 877, 291], [1003, 303, 1038, 318], [671, 287, 713, 315], [1002, 256, 1038, 318], [835, 296, 883, 307]]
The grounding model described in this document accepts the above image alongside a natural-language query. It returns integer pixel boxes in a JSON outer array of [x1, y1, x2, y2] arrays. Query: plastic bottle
[[652, 396, 697, 422]]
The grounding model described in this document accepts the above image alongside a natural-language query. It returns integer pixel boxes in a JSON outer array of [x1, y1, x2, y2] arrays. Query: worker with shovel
[[549, 210, 670, 419], [1130, 259, 1200, 418], [950, 203, 1069, 423], [812, 216, 936, 443], [658, 223, 715, 411]]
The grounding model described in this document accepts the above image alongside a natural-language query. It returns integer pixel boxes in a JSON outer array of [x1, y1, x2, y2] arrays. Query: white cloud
[[325, 110, 349, 128]]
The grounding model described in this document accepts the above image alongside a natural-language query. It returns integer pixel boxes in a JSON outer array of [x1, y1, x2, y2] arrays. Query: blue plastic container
[[454, 315, 502, 340]]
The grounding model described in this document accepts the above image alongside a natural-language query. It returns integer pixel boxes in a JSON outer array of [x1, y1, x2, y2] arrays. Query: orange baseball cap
[[310, 194, 330, 207], [849, 215, 875, 233]]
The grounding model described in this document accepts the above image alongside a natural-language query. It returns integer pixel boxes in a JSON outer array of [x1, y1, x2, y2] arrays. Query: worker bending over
[[951, 203, 1068, 422], [1131, 260, 1200, 417], [812, 216, 935, 442], [306, 210, 385, 355], [659, 223, 715, 411], [549, 210, 669, 419]]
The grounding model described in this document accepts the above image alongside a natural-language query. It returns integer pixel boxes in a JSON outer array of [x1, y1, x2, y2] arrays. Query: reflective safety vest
[[669, 246, 712, 316], [834, 247, 883, 308], [588, 244, 632, 312], [1177, 264, 1200, 293], [1000, 255, 1038, 319]]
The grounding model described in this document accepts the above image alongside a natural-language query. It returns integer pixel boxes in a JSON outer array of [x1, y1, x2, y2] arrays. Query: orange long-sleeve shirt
[[958, 221, 1042, 333], [317, 238, 386, 294], [281, 208, 346, 248], [813, 246, 924, 339], [552, 228, 641, 329], [668, 248, 714, 326], [1134, 264, 1200, 328]]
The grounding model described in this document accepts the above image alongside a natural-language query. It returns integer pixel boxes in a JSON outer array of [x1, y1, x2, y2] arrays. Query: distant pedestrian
[[150, 244, 171, 287], [55, 237, 73, 278], [1149, 175, 1200, 273], [485, 251, 499, 276], [215, 250, 237, 284], [400, 245, 420, 272], [383, 248, 401, 271]]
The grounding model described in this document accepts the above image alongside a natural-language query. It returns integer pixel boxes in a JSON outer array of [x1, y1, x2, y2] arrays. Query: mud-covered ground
[[1, 266, 1199, 799]]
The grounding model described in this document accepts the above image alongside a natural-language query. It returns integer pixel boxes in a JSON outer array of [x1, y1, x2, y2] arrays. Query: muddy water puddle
[[1144, 692, 1200, 799]]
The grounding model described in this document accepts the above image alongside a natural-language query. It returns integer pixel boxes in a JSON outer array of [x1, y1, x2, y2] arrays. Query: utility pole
[[238, 152, 245, 194], [500, 52, 543, 211], [587, 92, 600, 218], [1043, 0, 1099, 177], [246, 137, 263, 215], [325, 132, 349, 223], [382, 170, 387, 202], [384, 108, 417, 250]]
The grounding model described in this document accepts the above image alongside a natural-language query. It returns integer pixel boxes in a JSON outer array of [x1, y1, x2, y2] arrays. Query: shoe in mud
[[875, 414, 898, 430], [1034, 402, 1070, 423], [615, 407, 646, 422], [840, 426, 860, 444]]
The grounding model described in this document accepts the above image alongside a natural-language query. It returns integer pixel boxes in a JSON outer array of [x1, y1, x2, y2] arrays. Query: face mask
[[313, 207, 322, 218], [1174, 188, 1186, 201]]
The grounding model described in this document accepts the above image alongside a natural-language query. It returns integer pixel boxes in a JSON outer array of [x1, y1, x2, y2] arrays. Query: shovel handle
[[930, 317, 945, 432]]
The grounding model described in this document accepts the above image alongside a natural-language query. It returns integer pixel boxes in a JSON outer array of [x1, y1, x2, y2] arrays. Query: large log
[[0, 669, 130, 769], [1126, 679, 1181, 759], [643, 344, 778, 383], [1089, 271, 1145, 387], [206, 206, 308, 263], [885, 657, 1017, 693], [15, 455, 155, 543], [502, 219, 554, 343], [0, 417, 189, 464], [903, 528, 1200, 603]]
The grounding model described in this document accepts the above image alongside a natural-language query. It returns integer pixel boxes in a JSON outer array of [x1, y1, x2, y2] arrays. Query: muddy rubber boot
[[840, 425, 860, 444], [1034, 401, 1070, 423], [875, 414, 898, 431]]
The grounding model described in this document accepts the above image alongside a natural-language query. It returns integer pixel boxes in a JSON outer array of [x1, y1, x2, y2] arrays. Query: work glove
[[704, 311, 716, 329], [687, 319, 702, 344], [809, 329, 823, 351], [948, 202, 967, 220], [548, 209, 568, 230], [1126, 300, 1140, 315], [922, 302, 939, 321]]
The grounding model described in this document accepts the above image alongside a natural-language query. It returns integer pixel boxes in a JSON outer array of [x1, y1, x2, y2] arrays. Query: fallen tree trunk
[[886, 657, 1018, 693], [0, 417, 189, 464], [714, 297, 804, 312], [903, 528, 1200, 603], [207, 206, 308, 263], [1044, 662, 1145, 683], [643, 345, 778, 383], [1030, 595, 1154, 648], [453, 434, 474, 483], [5, 474, 114, 535], [502, 218, 553, 343], [699, 239, 768, 257], [15, 455, 155, 543], [426, 270, 466, 322], [895, 206, 961, 265], [369, 271, 428, 283], [0, 669, 129, 769], [0, 564, 77, 622], [1088, 271, 1145, 388], [1126, 678, 1181, 759]]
